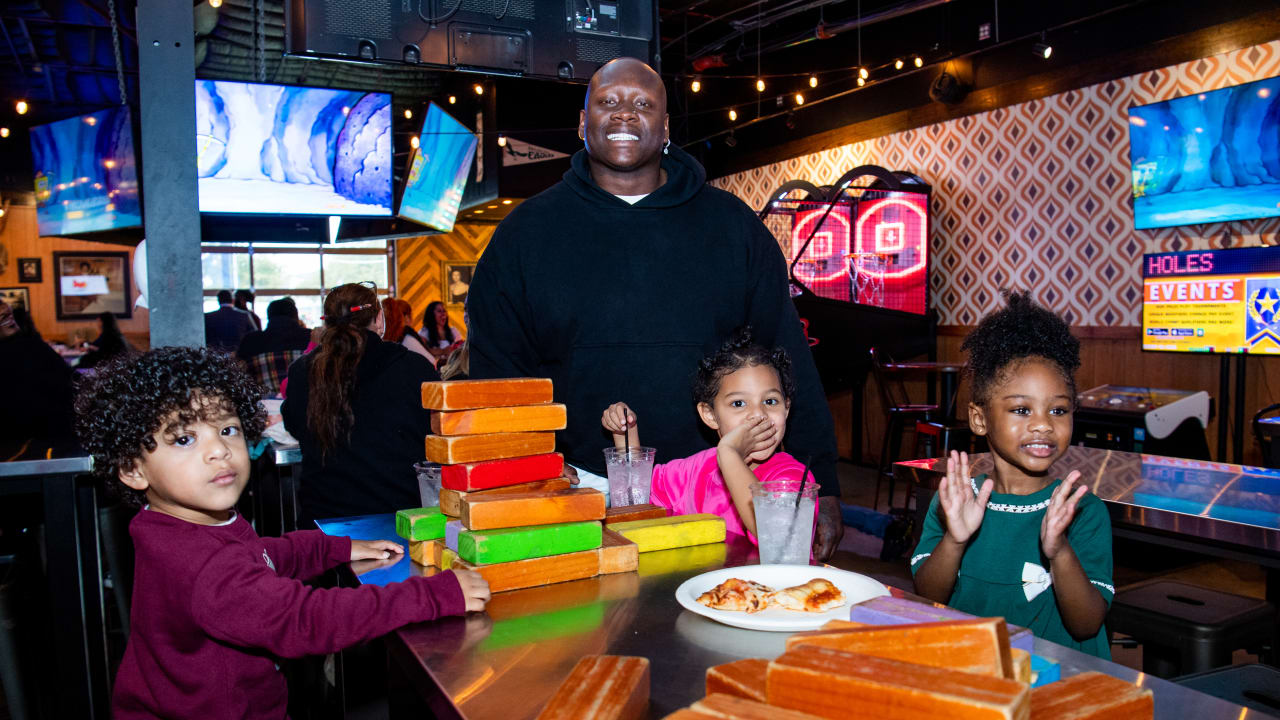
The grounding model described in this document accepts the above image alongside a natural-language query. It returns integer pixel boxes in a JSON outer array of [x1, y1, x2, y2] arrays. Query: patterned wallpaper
[[711, 41, 1280, 326]]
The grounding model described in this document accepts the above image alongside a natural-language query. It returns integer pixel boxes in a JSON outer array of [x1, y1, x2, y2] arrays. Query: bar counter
[[318, 513, 1259, 719]]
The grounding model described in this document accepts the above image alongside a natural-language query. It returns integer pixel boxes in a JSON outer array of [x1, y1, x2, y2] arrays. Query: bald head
[[585, 57, 666, 111]]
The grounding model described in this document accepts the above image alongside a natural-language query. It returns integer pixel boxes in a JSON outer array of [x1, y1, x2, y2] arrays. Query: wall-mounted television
[[30, 106, 141, 237], [1128, 76, 1280, 230], [398, 103, 477, 233], [195, 80, 392, 216], [1142, 246, 1280, 354]]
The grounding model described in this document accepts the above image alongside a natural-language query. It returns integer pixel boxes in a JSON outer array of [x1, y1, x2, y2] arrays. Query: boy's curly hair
[[693, 326, 796, 406], [963, 289, 1080, 405], [74, 346, 267, 506]]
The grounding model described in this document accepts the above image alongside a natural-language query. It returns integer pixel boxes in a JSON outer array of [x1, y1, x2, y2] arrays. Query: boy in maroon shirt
[[75, 346, 489, 719]]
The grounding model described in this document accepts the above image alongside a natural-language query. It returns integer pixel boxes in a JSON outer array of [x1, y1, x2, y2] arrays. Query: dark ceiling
[[0, 0, 1274, 193]]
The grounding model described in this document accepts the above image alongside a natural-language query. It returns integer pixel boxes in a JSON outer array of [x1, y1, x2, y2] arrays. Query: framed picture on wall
[[0, 287, 29, 312], [17, 257, 41, 283], [442, 262, 475, 307], [53, 251, 132, 320]]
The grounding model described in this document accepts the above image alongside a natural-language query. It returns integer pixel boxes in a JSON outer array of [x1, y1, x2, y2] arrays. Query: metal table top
[[0, 455, 92, 478], [317, 513, 1258, 719]]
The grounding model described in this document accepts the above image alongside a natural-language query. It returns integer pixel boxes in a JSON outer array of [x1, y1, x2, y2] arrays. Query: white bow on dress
[[1022, 561, 1052, 601]]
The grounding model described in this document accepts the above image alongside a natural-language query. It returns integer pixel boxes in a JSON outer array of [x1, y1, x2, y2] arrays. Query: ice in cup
[[414, 461, 442, 507], [603, 447, 656, 507], [752, 478, 818, 564]]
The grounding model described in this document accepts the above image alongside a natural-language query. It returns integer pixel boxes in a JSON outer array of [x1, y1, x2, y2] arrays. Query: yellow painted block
[[407, 539, 458, 568], [1010, 649, 1031, 685], [609, 514, 725, 553]]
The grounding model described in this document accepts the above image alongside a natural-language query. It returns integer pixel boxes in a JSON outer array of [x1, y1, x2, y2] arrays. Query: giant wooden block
[[605, 503, 669, 524], [440, 478, 573, 516], [441, 453, 565, 491], [1010, 649, 1031, 684], [784, 618, 1014, 679], [636, 542, 727, 577], [662, 711, 716, 720], [454, 548, 601, 593], [1030, 672, 1152, 720], [692, 693, 824, 719], [432, 403, 567, 436], [408, 539, 457, 569], [422, 378, 554, 411], [610, 514, 726, 553], [767, 645, 1030, 720], [395, 507, 446, 541], [461, 488, 606, 530], [598, 528, 639, 574], [425, 431, 557, 465], [537, 655, 649, 720], [706, 659, 768, 702], [458, 520, 602, 565]]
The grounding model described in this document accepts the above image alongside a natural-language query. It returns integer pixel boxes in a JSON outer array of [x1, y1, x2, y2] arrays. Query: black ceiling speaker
[[929, 71, 968, 105]]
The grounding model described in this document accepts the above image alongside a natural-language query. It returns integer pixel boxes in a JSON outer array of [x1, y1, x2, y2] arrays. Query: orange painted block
[[784, 618, 1013, 679], [439, 478, 572, 517], [1010, 649, 1031, 684], [422, 378, 554, 411], [431, 403, 567, 436], [705, 659, 768, 702], [599, 528, 639, 574], [663, 711, 716, 720], [692, 693, 824, 719], [461, 488, 606, 530], [766, 645, 1029, 720], [536, 655, 649, 720], [818, 619, 865, 630], [1030, 672, 1152, 720], [441, 453, 565, 491], [453, 548, 600, 593], [407, 539, 457, 569], [605, 504, 669, 524], [424, 431, 557, 464]]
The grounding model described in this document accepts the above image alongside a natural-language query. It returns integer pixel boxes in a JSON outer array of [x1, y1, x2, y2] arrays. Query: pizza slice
[[697, 578, 776, 613], [767, 578, 846, 612]]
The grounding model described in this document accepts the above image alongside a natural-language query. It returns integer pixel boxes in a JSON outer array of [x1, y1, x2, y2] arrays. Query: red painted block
[[441, 453, 565, 491]]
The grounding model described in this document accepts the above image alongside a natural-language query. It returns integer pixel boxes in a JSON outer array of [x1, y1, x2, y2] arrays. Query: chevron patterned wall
[[711, 40, 1280, 327], [394, 223, 496, 336]]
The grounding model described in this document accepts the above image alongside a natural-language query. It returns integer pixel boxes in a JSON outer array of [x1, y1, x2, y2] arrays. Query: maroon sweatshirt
[[113, 510, 465, 719]]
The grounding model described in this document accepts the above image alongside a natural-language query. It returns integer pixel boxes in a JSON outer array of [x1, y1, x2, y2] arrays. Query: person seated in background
[[236, 297, 312, 397], [79, 311, 137, 370], [205, 289, 257, 353], [282, 283, 441, 527], [381, 298, 432, 361], [420, 300, 463, 369], [234, 289, 262, 331], [0, 298, 78, 460]]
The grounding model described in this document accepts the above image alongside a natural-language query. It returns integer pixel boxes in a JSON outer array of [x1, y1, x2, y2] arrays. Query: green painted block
[[396, 507, 446, 541], [458, 520, 603, 565]]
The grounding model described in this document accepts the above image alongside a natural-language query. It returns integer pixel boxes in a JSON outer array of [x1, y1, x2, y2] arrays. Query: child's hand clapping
[[451, 569, 491, 612], [350, 539, 404, 562], [718, 414, 781, 465], [938, 451, 993, 545], [1040, 471, 1089, 560]]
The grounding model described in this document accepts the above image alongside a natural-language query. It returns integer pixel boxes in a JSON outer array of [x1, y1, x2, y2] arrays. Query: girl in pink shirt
[[602, 328, 813, 543]]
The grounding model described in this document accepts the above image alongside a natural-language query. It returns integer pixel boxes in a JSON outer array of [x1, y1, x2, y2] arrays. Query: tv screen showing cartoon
[[1128, 76, 1280, 230], [398, 103, 477, 233], [30, 106, 141, 236], [1143, 246, 1280, 354], [196, 80, 392, 215]]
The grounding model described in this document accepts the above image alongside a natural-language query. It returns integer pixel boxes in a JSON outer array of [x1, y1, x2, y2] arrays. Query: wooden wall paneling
[[394, 223, 495, 336]]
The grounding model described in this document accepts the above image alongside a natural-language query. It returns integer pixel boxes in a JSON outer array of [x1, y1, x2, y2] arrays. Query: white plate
[[675, 565, 890, 632]]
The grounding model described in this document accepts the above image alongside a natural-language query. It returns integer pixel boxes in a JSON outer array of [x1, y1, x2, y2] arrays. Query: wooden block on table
[[441, 453, 565, 491], [692, 693, 825, 719], [536, 655, 649, 720], [766, 645, 1030, 720], [662, 711, 716, 720], [454, 548, 601, 593], [784, 617, 1014, 679], [425, 432, 557, 465], [461, 488, 606, 530], [636, 542, 727, 577], [431, 403, 567, 436], [440, 478, 572, 517], [598, 528, 639, 574], [407, 539, 457, 568], [395, 507, 445, 541], [1010, 649, 1031, 684], [706, 658, 768, 702], [610, 514, 726, 553], [605, 503, 669, 524], [458, 520, 602, 565], [422, 377, 554, 411], [1030, 671, 1152, 719]]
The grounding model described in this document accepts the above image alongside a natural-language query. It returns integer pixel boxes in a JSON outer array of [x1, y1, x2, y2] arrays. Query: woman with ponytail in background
[[282, 283, 440, 527]]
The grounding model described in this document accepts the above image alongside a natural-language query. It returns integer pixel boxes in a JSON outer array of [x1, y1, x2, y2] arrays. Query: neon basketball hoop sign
[[853, 196, 928, 279], [790, 207, 851, 283]]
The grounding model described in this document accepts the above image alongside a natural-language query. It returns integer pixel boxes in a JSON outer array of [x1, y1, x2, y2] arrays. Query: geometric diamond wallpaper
[[711, 41, 1280, 327]]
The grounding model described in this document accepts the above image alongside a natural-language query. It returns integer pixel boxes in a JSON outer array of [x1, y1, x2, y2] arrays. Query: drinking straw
[[782, 456, 813, 555]]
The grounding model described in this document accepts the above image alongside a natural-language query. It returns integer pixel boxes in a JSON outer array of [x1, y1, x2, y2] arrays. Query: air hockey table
[[894, 445, 1280, 601]]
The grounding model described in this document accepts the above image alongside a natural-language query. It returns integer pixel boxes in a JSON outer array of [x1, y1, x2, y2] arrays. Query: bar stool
[[1174, 664, 1280, 715], [868, 347, 936, 511], [1251, 403, 1280, 469], [1108, 579, 1277, 677]]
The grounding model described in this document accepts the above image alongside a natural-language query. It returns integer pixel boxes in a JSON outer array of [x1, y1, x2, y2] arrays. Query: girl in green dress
[[911, 290, 1113, 658]]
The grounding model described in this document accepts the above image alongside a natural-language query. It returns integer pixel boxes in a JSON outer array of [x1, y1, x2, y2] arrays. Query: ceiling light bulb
[[913, 56, 923, 68], [756, 78, 765, 92], [859, 67, 869, 80], [15, 100, 28, 115], [209, 0, 222, 6], [448, 95, 457, 104], [404, 109, 413, 119], [690, 79, 701, 93], [809, 76, 818, 88], [497, 134, 507, 147], [794, 93, 804, 105], [728, 108, 737, 122], [0, 128, 9, 138], [894, 58, 904, 70], [857, 76, 865, 87], [1033, 42, 1052, 59], [410, 135, 419, 149], [473, 84, 484, 95]]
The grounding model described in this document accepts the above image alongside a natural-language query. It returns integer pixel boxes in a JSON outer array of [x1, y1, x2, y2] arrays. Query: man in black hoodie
[[467, 58, 844, 559]]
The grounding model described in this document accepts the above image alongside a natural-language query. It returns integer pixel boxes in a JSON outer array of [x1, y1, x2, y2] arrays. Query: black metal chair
[[868, 347, 937, 511]]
